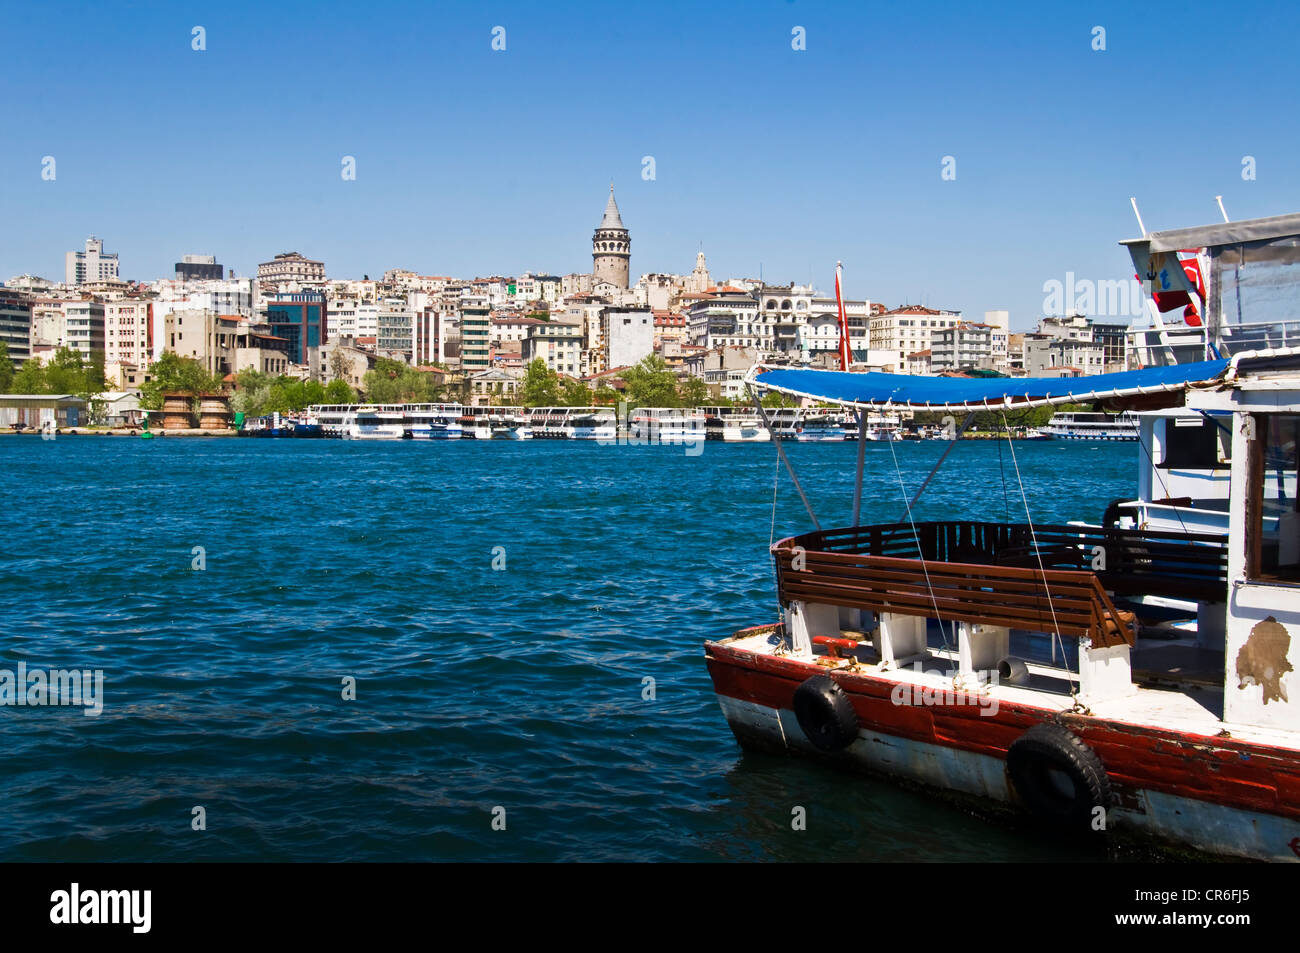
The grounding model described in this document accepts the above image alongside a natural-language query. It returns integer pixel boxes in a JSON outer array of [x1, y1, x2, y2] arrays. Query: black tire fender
[[793, 675, 859, 752], [1006, 722, 1112, 829]]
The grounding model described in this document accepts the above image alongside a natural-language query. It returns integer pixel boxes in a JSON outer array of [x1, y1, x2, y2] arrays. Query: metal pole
[[752, 388, 821, 531], [900, 410, 975, 520], [852, 408, 867, 526]]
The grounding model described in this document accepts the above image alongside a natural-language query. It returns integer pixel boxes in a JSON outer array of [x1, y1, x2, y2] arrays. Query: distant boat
[[1038, 411, 1138, 441]]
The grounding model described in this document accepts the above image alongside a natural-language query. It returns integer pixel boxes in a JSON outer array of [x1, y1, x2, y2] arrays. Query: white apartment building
[[870, 305, 964, 366], [65, 237, 120, 286], [522, 320, 583, 376], [104, 299, 152, 370], [688, 286, 761, 350]]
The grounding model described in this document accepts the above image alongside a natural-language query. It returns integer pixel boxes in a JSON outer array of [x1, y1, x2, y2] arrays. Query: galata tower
[[592, 185, 630, 289]]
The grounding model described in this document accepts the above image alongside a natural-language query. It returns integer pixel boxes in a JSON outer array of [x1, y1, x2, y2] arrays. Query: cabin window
[[1159, 416, 1230, 469], [1248, 414, 1300, 582]]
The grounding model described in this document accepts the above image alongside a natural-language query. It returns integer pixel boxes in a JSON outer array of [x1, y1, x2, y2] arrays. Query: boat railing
[[772, 521, 1231, 649]]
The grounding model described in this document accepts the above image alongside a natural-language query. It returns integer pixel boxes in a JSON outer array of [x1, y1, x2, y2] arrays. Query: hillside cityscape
[[0, 187, 1130, 425]]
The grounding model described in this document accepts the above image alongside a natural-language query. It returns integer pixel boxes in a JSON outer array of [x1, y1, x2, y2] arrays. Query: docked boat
[[348, 406, 407, 440], [794, 413, 850, 442], [706, 350, 1300, 862], [702, 406, 771, 442], [708, 212, 1300, 860], [628, 407, 706, 444], [528, 406, 617, 440], [1038, 411, 1139, 441], [406, 403, 464, 439]]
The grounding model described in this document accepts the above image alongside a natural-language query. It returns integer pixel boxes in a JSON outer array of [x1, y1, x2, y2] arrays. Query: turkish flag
[[1137, 255, 1205, 316]]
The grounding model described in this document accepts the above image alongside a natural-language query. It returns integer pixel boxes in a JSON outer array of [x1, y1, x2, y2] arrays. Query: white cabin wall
[[1225, 410, 1300, 731]]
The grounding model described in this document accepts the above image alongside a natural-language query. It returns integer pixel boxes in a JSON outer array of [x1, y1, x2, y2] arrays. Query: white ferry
[[628, 407, 706, 444], [528, 406, 617, 440], [406, 403, 464, 439], [461, 406, 530, 440], [793, 412, 850, 442], [349, 406, 407, 440], [1039, 411, 1139, 441], [702, 406, 770, 442]]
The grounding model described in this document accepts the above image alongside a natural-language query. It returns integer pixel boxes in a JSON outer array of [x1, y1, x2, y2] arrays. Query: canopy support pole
[[752, 389, 822, 532], [899, 411, 975, 520], [852, 409, 867, 526]]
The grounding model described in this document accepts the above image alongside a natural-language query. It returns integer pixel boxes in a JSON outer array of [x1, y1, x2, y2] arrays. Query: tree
[[0, 342, 12, 393], [140, 352, 220, 410], [7, 348, 107, 398], [323, 378, 357, 404], [678, 376, 710, 407], [559, 376, 593, 406], [361, 358, 443, 403], [622, 354, 679, 408], [761, 391, 798, 408], [520, 358, 561, 406]]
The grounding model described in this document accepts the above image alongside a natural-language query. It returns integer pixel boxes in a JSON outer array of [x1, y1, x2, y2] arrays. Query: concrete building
[[65, 237, 119, 286], [257, 252, 325, 291], [61, 300, 106, 359], [459, 296, 491, 374], [162, 309, 240, 376], [932, 323, 998, 373], [522, 320, 583, 376], [869, 305, 964, 367], [599, 306, 654, 375], [685, 345, 763, 401], [0, 290, 32, 367], [688, 286, 761, 350], [175, 254, 223, 281], [592, 187, 630, 289], [104, 299, 152, 372], [265, 291, 327, 365]]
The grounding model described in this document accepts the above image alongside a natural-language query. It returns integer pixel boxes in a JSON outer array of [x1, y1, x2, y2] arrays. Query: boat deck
[[717, 624, 1300, 754]]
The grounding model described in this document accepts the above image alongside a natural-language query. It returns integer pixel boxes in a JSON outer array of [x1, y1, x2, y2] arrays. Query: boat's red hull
[[705, 633, 1300, 861]]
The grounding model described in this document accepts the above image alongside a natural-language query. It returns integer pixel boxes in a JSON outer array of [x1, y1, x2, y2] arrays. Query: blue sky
[[2, 0, 1296, 329]]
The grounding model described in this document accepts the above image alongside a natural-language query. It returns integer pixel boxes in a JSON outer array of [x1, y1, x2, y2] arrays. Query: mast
[[835, 261, 851, 371]]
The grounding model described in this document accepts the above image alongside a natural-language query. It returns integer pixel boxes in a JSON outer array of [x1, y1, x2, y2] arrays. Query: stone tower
[[592, 185, 630, 289]]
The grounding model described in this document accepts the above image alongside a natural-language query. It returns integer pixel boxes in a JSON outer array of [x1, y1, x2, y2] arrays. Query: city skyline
[[3, 1, 1298, 329]]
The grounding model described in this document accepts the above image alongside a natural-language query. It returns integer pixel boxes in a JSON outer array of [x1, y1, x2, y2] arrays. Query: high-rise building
[[175, 255, 224, 281], [265, 291, 327, 365], [257, 252, 325, 291], [592, 187, 630, 289], [0, 290, 32, 367], [65, 237, 120, 285]]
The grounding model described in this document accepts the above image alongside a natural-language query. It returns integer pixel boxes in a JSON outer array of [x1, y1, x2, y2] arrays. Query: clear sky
[[2, 0, 1296, 329]]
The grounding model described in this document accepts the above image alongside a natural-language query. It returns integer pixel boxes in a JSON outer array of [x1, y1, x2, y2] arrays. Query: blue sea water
[[0, 434, 1138, 862]]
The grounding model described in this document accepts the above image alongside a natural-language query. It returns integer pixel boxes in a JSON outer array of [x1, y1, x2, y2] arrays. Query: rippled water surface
[[0, 434, 1137, 861]]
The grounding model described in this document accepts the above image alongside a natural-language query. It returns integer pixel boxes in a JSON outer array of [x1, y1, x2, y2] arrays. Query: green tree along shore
[[2, 343, 1086, 429]]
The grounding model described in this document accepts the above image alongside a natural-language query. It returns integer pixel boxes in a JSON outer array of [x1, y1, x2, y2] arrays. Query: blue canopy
[[752, 359, 1229, 411]]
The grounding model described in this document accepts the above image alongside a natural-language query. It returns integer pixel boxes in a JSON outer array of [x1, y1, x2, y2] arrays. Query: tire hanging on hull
[[1006, 722, 1112, 831], [793, 675, 859, 752]]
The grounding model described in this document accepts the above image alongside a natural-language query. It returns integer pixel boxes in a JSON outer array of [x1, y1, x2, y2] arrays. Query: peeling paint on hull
[[707, 641, 1300, 862]]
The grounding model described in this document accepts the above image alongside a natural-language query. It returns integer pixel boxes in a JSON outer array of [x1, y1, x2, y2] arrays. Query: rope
[[768, 436, 789, 651], [1001, 412, 1078, 698], [885, 434, 952, 652]]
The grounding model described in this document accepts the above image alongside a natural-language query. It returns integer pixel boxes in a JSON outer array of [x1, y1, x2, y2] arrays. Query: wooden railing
[[773, 522, 1230, 650]]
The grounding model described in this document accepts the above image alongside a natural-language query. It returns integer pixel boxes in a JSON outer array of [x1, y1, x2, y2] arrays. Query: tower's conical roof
[[600, 186, 625, 229]]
